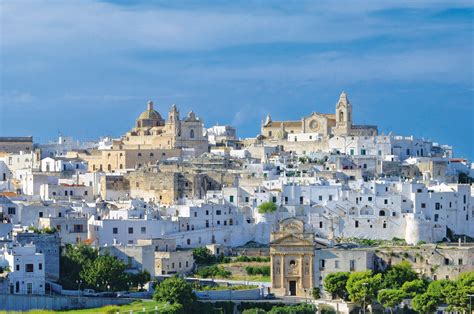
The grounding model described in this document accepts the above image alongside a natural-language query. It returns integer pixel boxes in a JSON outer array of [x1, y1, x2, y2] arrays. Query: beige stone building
[[81, 101, 208, 172], [270, 218, 315, 296], [261, 92, 377, 140]]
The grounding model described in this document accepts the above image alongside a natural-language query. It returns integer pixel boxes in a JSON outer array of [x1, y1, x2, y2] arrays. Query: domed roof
[[138, 101, 163, 121]]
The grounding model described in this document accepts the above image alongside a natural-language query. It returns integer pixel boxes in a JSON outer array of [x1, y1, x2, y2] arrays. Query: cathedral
[[121, 101, 208, 154], [261, 92, 377, 139]]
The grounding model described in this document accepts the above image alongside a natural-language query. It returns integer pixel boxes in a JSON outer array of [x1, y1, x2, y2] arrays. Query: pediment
[[270, 233, 314, 246]]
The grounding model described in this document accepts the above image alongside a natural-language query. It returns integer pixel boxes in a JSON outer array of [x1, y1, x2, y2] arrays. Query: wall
[[0, 294, 131, 311]]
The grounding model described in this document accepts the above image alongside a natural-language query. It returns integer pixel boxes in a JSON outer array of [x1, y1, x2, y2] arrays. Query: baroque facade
[[270, 218, 314, 296]]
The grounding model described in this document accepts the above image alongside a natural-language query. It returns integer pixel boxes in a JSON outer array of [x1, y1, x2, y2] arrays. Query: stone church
[[261, 92, 377, 139], [270, 218, 315, 297], [122, 101, 208, 154]]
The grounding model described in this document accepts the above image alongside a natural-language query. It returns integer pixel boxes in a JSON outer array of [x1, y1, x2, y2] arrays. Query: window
[[319, 221, 323, 228], [8, 207, 15, 215], [379, 210, 386, 216], [206, 220, 209, 228], [444, 258, 449, 265], [138, 152, 142, 157], [113, 228, 118, 234], [319, 259, 325, 270], [206, 210, 209, 215], [216, 210, 222, 215], [289, 260, 296, 266], [39, 263, 42, 270], [319, 195, 323, 201], [384, 199, 388, 205], [229, 195, 234, 203], [16, 265, 20, 271], [421, 203, 426, 209], [194, 212, 197, 217], [190, 129, 195, 138], [329, 195, 333, 201], [300, 196, 304, 204], [361, 149, 366, 155], [355, 220, 359, 228], [187, 239, 191, 245], [434, 214, 439, 222], [26, 264, 34, 272], [84, 191, 88, 196], [458, 259, 463, 265], [272, 196, 277, 203], [141, 227, 146, 234], [128, 227, 134, 234], [368, 197, 372, 201], [383, 222, 387, 229], [284, 196, 288, 204], [435, 203, 441, 210]]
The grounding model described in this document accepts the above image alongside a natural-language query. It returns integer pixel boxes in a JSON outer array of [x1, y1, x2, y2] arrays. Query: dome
[[137, 101, 163, 121]]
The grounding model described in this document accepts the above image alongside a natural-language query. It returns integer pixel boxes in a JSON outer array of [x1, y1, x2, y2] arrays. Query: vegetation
[[192, 247, 217, 265], [235, 256, 270, 263], [195, 265, 232, 278], [324, 261, 474, 313], [312, 287, 321, 299], [323, 272, 350, 300], [257, 201, 277, 214], [381, 261, 418, 289], [245, 266, 270, 276], [197, 284, 258, 291], [60, 244, 150, 291], [242, 303, 316, 314], [27, 226, 57, 234], [154, 276, 196, 309]]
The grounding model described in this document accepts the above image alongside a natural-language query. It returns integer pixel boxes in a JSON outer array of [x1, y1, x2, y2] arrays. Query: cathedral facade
[[261, 92, 377, 140], [122, 101, 208, 154]]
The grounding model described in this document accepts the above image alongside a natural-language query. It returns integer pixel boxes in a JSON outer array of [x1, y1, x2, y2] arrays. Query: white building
[[0, 244, 45, 295]]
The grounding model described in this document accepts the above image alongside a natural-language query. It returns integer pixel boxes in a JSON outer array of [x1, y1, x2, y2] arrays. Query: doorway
[[289, 280, 297, 296]]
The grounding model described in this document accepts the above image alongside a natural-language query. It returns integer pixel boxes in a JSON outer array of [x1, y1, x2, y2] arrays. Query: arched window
[[107, 164, 111, 171], [379, 210, 386, 216], [339, 111, 344, 122], [190, 129, 195, 139]]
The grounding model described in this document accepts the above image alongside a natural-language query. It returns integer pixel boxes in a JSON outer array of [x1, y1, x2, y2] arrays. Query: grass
[[0, 300, 171, 314]]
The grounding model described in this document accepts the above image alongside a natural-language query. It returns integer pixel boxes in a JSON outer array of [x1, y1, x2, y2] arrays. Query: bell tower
[[334, 91, 352, 135]]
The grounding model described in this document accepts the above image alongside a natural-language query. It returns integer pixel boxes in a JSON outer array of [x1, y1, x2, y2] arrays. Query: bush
[[153, 276, 196, 309], [195, 265, 231, 279], [258, 202, 277, 214], [245, 266, 270, 276], [193, 247, 216, 265], [235, 256, 270, 263]]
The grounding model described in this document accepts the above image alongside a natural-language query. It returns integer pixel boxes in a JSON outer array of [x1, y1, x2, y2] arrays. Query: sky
[[0, 0, 473, 159]]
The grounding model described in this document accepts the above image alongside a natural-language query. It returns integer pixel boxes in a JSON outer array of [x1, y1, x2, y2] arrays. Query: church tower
[[334, 91, 352, 135], [167, 104, 180, 137]]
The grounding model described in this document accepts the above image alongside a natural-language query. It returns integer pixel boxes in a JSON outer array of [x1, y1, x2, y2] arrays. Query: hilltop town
[[0, 92, 473, 312]]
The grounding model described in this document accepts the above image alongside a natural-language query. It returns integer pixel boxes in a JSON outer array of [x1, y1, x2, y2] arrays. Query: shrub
[[258, 202, 277, 214], [245, 266, 270, 276], [196, 265, 231, 278]]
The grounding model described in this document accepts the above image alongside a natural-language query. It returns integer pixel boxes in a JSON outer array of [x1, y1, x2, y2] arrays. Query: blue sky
[[0, 0, 473, 159]]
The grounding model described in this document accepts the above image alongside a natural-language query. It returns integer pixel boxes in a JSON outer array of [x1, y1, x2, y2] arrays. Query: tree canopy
[[324, 272, 350, 300], [257, 202, 277, 214], [153, 276, 197, 309]]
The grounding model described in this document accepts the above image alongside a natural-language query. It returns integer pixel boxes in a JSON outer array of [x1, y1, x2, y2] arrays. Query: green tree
[[324, 272, 350, 300], [346, 271, 382, 310], [444, 271, 474, 312], [154, 276, 197, 309], [400, 279, 428, 298], [192, 247, 215, 265], [412, 292, 440, 314], [382, 261, 418, 289], [257, 202, 277, 214], [377, 289, 406, 313], [312, 287, 321, 299], [80, 253, 129, 291]]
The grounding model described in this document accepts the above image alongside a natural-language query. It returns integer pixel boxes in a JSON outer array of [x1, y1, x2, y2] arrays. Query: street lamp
[[75, 279, 82, 293], [362, 282, 368, 314], [468, 294, 474, 314]]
